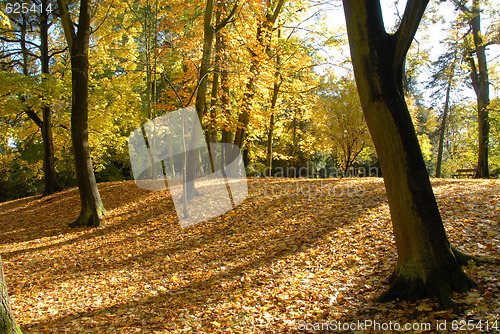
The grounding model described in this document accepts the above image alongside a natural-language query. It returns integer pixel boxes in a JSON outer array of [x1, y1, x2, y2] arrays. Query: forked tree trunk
[[343, 0, 476, 307], [0, 256, 22, 334], [57, 0, 106, 227]]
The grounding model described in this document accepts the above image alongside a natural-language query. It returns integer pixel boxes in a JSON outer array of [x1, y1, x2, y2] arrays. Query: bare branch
[[267, 0, 286, 26], [392, 0, 429, 69], [215, 1, 239, 35]]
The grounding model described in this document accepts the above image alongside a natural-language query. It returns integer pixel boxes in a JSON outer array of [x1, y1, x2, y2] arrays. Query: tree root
[[378, 262, 477, 309], [452, 246, 500, 266], [68, 207, 105, 228], [42, 183, 63, 197], [69, 214, 100, 228]]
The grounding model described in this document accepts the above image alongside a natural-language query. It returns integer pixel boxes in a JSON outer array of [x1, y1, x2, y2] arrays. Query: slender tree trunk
[[233, 57, 255, 149], [19, 9, 61, 195], [41, 0, 62, 195], [233, 0, 285, 149], [204, 6, 223, 173], [265, 82, 280, 176], [434, 29, 459, 178], [435, 80, 451, 178], [290, 108, 297, 170], [265, 27, 282, 177], [220, 33, 233, 167], [343, 0, 475, 307], [208, 7, 222, 147], [185, 0, 238, 199], [265, 112, 275, 176], [220, 60, 232, 147], [183, 0, 217, 200], [0, 256, 22, 334]]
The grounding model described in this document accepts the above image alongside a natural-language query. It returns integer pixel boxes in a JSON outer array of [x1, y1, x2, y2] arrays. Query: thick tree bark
[[57, 0, 106, 227], [343, 0, 476, 307], [0, 256, 23, 334]]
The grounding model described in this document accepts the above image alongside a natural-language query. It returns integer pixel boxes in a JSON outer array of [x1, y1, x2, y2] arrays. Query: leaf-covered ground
[[0, 178, 499, 333]]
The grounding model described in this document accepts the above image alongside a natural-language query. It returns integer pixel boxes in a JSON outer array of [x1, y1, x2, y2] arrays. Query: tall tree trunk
[[19, 9, 61, 195], [220, 32, 233, 167], [0, 256, 23, 334], [469, 0, 490, 178], [435, 80, 451, 178], [343, 0, 475, 307], [183, 0, 217, 200], [265, 81, 281, 177], [185, 0, 238, 199], [57, 0, 106, 227], [204, 5, 223, 173], [208, 6, 223, 147], [71, 0, 105, 227], [265, 28, 282, 177], [433, 29, 459, 178], [233, 0, 285, 149], [41, 0, 62, 195], [290, 108, 297, 170], [220, 60, 232, 146], [265, 111, 275, 176]]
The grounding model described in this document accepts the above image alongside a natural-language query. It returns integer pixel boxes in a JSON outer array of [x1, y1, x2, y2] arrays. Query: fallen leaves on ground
[[0, 178, 498, 333]]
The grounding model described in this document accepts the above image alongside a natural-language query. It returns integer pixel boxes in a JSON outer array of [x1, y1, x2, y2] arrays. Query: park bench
[[452, 168, 476, 178]]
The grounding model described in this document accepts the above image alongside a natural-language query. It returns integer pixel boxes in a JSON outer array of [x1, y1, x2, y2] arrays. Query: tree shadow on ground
[[0, 181, 153, 246], [10, 178, 390, 333], [5, 178, 498, 333]]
